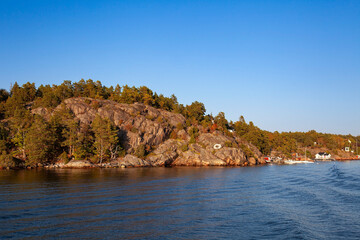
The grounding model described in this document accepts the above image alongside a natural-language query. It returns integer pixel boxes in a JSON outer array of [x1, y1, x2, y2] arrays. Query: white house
[[315, 152, 332, 160]]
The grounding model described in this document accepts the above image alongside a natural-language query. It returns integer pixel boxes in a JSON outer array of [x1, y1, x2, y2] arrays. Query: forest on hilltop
[[0, 79, 358, 167]]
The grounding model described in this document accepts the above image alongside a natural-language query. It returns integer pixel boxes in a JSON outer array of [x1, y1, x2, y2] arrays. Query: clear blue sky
[[1, 0, 359, 135]]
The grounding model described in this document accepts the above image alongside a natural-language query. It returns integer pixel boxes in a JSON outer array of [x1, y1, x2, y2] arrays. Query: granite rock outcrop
[[31, 97, 263, 167]]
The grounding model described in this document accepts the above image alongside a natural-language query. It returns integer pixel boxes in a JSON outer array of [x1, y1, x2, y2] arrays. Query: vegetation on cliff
[[0, 79, 358, 167]]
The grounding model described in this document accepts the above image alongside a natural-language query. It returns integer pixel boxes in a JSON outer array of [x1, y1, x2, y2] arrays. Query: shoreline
[[2, 158, 360, 170]]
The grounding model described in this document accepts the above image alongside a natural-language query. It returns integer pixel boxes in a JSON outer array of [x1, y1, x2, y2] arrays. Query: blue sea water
[[1, 161, 360, 239]]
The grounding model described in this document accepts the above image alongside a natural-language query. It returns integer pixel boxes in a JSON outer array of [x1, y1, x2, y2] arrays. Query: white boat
[[284, 160, 314, 165]]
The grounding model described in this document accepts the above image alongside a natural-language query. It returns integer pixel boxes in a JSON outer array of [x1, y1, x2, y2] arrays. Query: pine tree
[[11, 108, 33, 160], [73, 124, 94, 160], [91, 115, 119, 164], [55, 105, 80, 158], [5, 82, 25, 117], [0, 122, 9, 153], [25, 116, 55, 166], [62, 119, 80, 158]]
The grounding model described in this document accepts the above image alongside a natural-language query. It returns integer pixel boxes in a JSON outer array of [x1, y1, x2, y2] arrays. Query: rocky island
[[0, 80, 358, 169], [32, 97, 264, 168]]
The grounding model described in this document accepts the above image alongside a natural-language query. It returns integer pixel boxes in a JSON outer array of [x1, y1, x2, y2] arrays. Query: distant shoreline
[[2, 158, 360, 170]]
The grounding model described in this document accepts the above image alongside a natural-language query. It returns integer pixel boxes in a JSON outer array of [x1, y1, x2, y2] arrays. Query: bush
[[58, 151, 70, 164], [0, 153, 18, 168], [176, 123, 184, 130], [130, 127, 138, 133], [118, 149, 126, 157], [84, 98, 92, 105], [181, 144, 189, 152], [188, 126, 199, 144], [145, 114, 155, 120], [240, 144, 254, 158], [135, 144, 146, 158], [156, 116, 165, 124], [188, 126, 199, 137]]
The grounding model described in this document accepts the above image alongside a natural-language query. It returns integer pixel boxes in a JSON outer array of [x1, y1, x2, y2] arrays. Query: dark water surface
[[1, 161, 360, 239]]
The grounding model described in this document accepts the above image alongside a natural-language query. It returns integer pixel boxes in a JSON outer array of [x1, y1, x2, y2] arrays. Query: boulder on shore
[[118, 155, 151, 167], [64, 160, 94, 168], [214, 147, 247, 166], [146, 139, 184, 166], [172, 143, 227, 166]]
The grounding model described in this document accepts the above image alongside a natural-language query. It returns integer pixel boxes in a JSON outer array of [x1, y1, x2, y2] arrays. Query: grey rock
[[118, 155, 151, 167], [214, 147, 247, 166], [55, 98, 186, 153], [173, 144, 226, 166], [147, 139, 184, 166], [65, 160, 94, 168]]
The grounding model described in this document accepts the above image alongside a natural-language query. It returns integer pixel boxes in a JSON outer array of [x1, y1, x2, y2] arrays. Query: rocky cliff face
[[57, 98, 186, 153], [33, 97, 263, 167]]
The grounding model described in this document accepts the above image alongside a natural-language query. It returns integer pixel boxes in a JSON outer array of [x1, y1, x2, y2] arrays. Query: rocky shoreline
[[3, 157, 359, 170], [2, 97, 356, 171], [0, 156, 313, 170]]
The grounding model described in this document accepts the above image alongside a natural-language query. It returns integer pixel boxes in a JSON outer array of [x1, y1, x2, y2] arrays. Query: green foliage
[[0, 78, 357, 165], [0, 153, 17, 168], [214, 112, 228, 131], [0, 89, 9, 102], [25, 116, 56, 166], [188, 126, 199, 144], [181, 143, 189, 152], [91, 115, 119, 163], [135, 144, 146, 158], [176, 122, 184, 130], [234, 118, 270, 155], [21, 82, 36, 102], [0, 122, 10, 153], [240, 144, 254, 158], [200, 115, 213, 132], [58, 107, 80, 158], [130, 127, 138, 133], [188, 126, 199, 137], [10, 108, 33, 159], [224, 141, 235, 148], [305, 150, 312, 159], [74, 125, 94, 160], [34, 84, 60, 108], [0, 140, 7, 153], [58, 151, 70, 163], [184, 101, 206, 122]]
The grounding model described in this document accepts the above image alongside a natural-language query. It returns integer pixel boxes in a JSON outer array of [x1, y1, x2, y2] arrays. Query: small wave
[[329, 164, 345, 179]]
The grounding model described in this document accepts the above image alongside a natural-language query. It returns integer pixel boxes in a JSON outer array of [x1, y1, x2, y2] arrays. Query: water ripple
[[1, 163, 360, 239]]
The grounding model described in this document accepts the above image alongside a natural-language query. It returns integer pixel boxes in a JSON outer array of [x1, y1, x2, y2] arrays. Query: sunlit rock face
[[32, 97, 262, 167]]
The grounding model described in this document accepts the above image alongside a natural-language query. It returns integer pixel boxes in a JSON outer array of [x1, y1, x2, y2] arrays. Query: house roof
[[317, 152, 330, 155]]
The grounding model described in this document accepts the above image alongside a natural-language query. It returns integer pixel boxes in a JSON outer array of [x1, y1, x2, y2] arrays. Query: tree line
[[0, 79, 358, 166]]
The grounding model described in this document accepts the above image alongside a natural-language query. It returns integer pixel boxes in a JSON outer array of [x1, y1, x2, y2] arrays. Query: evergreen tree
[[0, 89, 9, 102], [5, 82, 25, 117], [184, 101, 206, 122], [21, 82, 36, 102], [25, 116, 55, 166], [91, 115, 119, 163], [0, 122, 9, 153], [214, 112, 228, 131], [73, 124, 94, 160], [110, 84, 122, 102], [10, 108, 33, 160], [62, 118, 81, 158]]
